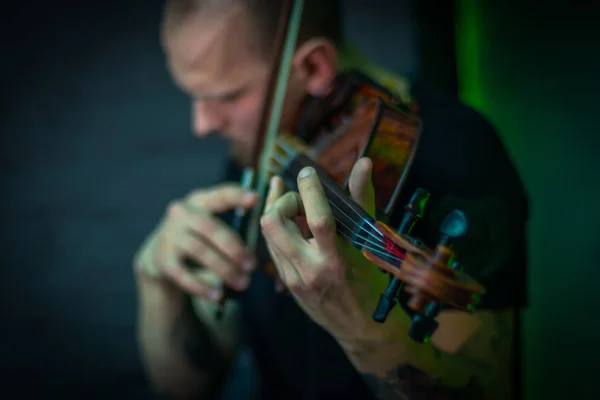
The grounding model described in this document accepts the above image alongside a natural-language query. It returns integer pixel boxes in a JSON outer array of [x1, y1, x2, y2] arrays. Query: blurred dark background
[[1, 0, 598, 398]]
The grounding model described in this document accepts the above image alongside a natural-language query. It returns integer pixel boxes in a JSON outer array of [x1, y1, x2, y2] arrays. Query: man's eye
[[220, 91, 242, 102], [192, 88, 244, 104]]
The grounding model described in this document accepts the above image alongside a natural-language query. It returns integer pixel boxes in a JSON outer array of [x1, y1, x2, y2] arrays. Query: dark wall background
[[0, 0, 423, 397], [5, 0, 597, 399], [454, 2, 600, 399], [1, 1, 217, 396]]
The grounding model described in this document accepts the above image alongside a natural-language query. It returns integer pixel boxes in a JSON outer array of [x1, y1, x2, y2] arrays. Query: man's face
[[161, 3, 315, 166]]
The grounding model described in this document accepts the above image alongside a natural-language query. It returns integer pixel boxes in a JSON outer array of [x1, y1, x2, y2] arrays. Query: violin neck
[[280, 153, 378, 246]]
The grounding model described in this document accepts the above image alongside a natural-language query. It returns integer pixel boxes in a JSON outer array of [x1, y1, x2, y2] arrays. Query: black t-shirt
[[215, 82, 529, 400]]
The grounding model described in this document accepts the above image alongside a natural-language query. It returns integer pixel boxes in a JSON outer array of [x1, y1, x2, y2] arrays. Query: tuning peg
[[438, 209, 467, 247], [397, 188, 430, 233], [372, 278, 402, 322], [450, 260, 463, 271], [405, 211, 469, 342], [372, 188, 430, 323], [409, 311, 439, 343]]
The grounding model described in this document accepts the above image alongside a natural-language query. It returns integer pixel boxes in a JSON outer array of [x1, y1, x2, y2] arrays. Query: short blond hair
[[163, 0, 344, 59]]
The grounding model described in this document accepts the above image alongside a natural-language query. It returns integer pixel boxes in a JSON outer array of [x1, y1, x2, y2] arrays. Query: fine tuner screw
[[372, 188, 430, 323], [438, 209, 468, 246], [407, 209, 468, 343]]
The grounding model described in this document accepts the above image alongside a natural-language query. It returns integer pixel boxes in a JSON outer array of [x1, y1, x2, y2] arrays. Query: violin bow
[[244, 0, 305, 251], [217, 2, 485, 344], [217, 0, 304, 317]]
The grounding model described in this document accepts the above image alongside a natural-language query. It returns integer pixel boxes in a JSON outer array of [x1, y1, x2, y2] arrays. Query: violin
[[218, 0, 485, 343]]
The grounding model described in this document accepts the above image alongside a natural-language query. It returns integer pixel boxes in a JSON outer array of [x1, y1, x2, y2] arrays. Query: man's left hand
[[260, 157, 405, 346]]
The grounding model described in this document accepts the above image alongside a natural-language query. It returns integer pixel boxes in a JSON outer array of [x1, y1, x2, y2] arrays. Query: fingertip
[[349, 157, 375, 210], [265, 176, 284, 211], [275, 176, 286, 195], [275, 279, 285, 293], [358, 157, 373, 174], [266, 177, 275, 199], [260, 214, 269, 228], [298, 166, 315, 180], [243, 191, 258, 205], [207, 288, 222, 302], [271, 175, 283, 188]]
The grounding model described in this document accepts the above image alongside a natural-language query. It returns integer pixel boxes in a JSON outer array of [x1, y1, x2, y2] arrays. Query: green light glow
[[454, 0, 483, 110]]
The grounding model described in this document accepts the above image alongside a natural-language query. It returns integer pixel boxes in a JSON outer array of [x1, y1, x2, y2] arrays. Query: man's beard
[[230, 142, 253, 167]]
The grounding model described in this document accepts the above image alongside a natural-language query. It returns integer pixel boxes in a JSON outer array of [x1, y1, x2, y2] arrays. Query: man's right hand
[[134, 183, 258, 302]]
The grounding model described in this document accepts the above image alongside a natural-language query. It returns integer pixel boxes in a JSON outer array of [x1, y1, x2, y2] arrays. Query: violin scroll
[[368, 217, 484, 310], [365, 206, 485, 343], [270, 133, 486, 343]]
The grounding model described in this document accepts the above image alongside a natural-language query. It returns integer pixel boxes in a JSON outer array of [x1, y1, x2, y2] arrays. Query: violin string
[[336, 229, 395, 263], [269, 159, 395, 259], [271, 159, 395, 258], [269, 167, 403, 264], [269, 152, 394, 258], [275, 138, 384, 238], [274, 138, 384, 238], [336, 224, 404, 264], [270, 138, 404, 263], [330, 211, 404, 264], [274, 138, 390, 245], [273, 138, 394, 253], [334, 205, 403, 263]]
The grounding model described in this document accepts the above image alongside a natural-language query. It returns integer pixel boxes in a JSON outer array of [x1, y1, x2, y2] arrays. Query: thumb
[[348, 157, 376, 216]]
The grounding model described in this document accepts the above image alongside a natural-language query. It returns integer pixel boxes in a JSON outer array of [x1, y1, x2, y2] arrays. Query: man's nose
[[191, 101, 227, 137]]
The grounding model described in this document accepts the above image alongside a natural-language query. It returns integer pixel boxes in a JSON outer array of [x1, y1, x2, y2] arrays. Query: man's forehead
[[163, 2, 260, 92]]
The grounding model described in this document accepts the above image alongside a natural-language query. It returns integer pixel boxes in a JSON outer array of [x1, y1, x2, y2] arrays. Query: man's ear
[[291, 38, 338, 97]]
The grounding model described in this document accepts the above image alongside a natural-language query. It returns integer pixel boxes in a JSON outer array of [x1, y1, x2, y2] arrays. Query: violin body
[[298, 74, 422, 219], [265, 73, 485, 342], [259, 71, 421, 276], [219, 0, 486, 343]]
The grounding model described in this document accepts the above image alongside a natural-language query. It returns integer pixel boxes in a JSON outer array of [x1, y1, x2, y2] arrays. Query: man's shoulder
[[407, 83, 525, 198], [411, 83, 495, 138], [393, 85, 529, 310]]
